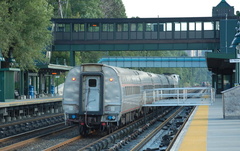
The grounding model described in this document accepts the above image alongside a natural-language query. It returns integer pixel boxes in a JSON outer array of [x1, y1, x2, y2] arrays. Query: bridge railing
[[143, 87, 215, 106]]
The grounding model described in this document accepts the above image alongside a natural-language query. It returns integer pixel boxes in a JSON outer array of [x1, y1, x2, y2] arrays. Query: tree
[[237, 11, 240, 16], [100, 0, 127, 18], [55, 0, 104, 18], [49, 0, 127, 66], [0, 0, 53, 70]]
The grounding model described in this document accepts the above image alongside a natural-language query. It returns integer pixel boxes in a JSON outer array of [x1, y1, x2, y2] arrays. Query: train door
[[80, 73, 103, 115], [84, 76, 101, 112]]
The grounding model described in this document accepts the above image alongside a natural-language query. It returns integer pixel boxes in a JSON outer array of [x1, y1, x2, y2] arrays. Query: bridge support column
[[70, 51, 75, 66], [20, 71, 24, 96]]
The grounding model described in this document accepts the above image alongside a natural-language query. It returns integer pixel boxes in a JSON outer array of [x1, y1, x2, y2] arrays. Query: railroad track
[[129, 106, 194, 151], [0, 113, 64, 139], [0, 106, 194, 151], [42, 107, 175, 151], [0, 124, 75, 151]]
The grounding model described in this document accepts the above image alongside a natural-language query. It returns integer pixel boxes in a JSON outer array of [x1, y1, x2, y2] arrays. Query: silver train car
[[63, 64, 179, 135]]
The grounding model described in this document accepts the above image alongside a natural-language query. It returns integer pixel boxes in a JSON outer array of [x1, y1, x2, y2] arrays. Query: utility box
[[0, 68, 20, 102], [222, 86, 240, 119]]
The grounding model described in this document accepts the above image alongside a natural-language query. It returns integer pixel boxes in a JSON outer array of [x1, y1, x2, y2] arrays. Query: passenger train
[[63, 64, 179, 135]]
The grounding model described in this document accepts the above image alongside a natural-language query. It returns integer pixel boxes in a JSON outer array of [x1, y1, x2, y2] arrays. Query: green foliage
[[100, 0, 127, 18], [49, 0, 127, 18], [68, 0, 103, 18], [50, 0, 127, 66], [0, 0, 53, 70], [237, 11, 240, 16]]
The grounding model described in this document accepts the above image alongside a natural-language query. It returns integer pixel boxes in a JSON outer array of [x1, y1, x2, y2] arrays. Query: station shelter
[[0, 49, 72, 102], [206, 0, 240, 93], [22, 63, 72, 99]]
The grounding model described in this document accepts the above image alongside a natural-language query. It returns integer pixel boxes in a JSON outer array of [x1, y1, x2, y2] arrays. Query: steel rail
[[43, 136, 82, 151], [130, 107, 184, 151], [0, 113, 63, 128], [0, 122, 65, 143], [0, 125, 72, 151], [43, 107, 173, 151], [165, 106, 196, 151]]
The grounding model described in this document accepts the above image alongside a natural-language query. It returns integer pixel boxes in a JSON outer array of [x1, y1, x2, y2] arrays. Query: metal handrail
[[144, 87, 215, 106]]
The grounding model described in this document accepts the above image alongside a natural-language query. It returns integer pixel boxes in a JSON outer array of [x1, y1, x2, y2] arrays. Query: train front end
[[63, 64, 121, 135]]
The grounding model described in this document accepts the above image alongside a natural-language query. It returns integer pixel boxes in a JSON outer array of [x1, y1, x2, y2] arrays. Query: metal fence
[[143, 87, 215, 106]]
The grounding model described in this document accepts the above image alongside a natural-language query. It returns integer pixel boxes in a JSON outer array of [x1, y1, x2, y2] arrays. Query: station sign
[[238, 54, 240, 58], [51, 72, 60, 75], [229, 59, 240, 63]]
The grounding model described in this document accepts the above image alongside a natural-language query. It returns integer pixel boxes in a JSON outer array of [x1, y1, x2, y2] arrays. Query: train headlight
[[69, 114, 77, 119], [109, 78, 114, 82], [107, 115, 116, 120]]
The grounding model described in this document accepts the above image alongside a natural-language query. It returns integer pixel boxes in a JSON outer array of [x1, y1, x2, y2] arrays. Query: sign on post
[[229, 59, 240, 63]]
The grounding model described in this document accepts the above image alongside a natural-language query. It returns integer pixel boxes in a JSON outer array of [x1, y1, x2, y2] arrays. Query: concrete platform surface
[[172, 95, 240, 151]]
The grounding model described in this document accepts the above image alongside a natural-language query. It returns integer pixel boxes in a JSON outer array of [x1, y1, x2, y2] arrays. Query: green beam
[[54, 43, 219, 51]]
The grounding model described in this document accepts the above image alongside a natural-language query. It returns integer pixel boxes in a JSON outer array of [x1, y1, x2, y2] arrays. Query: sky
[[122, 0, 240, 18]]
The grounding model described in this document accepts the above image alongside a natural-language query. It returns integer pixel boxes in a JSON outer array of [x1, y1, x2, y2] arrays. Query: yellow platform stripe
[[179, 106, 209, 151]]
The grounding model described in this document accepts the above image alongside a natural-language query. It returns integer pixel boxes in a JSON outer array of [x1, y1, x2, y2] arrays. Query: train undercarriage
[[67, 107, 164, 136]]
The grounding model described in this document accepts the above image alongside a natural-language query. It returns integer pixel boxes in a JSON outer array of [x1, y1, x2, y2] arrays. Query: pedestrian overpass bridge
[[51, 16, 237, 66], [98, 57, 207, 68], [52, 17, 225, 53]]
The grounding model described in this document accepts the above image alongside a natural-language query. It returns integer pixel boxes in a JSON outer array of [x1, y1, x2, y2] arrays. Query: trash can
[[50, 85, 55, 96], [29, 85, 34, 99]]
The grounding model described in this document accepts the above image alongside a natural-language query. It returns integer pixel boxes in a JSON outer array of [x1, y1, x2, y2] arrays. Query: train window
[[89, 79, 97, 87]]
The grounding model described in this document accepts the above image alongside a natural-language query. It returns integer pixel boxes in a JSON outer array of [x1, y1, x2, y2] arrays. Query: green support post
[[20, 71, 24, 96], [70, 51, 75, 66]]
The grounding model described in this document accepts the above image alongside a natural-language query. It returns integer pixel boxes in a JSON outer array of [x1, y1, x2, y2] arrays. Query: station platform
[[0, 96, 62, 107], [0, 97, 63, 123], [172, 95, 240, 151]]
